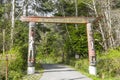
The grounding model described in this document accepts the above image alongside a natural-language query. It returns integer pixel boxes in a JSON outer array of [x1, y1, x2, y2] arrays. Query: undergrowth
[[66, 49, 120, 80]]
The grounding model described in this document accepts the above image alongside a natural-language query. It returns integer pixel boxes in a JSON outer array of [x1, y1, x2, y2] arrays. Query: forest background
[[0, 0, 120, 80]]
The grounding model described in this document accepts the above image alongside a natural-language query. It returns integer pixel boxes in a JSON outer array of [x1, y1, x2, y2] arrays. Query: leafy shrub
[[97, 49, 120, 78], [0, 61, 5, 80], [36, 52, 62, 64], [69, 59, 76, 67], [75, 59, 88, 72], [8, 45, 28, 80], [65, 49, 120, 79], [8, 71, 22, 80]]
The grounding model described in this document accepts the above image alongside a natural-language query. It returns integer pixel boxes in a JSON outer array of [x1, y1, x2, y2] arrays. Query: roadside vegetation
[[0, 0, 120, 80], [22, 62, 43, 80], [37, 48, 120, 80], [70, 49, 120, 80]]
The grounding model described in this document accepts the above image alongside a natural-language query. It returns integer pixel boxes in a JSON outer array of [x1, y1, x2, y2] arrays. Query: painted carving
[[87, 23, 96, 66], [28, 28, 35, 63], [90, 56, 96, 65]]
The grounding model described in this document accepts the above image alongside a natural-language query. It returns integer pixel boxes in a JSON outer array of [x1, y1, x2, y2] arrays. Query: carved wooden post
[[87, 22, 96, 75], [27, 0, 36, 74], [27, 22, 35, 74]]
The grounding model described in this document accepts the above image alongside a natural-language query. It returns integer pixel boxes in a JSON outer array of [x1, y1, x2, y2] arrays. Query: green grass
[[68, 59, 120, 80], [0, 60, 6, 80], [22, 62, 44, 80], [66, 49, 120, 80], [22, 73, 42, 80], [0, 54, 16, 80], [77, 69, 120, 80]]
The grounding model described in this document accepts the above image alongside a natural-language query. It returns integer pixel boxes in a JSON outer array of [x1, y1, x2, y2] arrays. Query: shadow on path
[[40, 64, 92, 80]]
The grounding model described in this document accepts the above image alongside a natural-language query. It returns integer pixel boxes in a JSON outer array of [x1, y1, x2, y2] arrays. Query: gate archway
[[20, 16, 97, 75]]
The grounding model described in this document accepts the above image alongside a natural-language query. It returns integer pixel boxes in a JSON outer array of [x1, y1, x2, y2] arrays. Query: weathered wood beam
[[20, 16, 95, 24]]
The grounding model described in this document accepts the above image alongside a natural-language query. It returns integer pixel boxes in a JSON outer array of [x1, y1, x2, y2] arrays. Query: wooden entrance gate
[[20, 16, 97, 75]]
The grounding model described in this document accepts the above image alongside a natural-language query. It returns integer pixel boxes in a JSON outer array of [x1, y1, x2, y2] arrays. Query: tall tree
[[82, 0, 120, 50], [92, 0, 108, 50], [11, 0, 15, 48]]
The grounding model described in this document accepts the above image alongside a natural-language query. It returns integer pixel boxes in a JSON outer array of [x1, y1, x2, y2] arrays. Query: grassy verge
[[0, 54, 16, 80], [22, 62, 44, 80], [21, 63, 44, 80], [68, 59, 120, 80], [66, 49, 120, 80], [77, 69, 120, 80]]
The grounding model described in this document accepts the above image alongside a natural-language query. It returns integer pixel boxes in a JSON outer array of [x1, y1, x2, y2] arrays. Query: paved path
[[40, 64, 92, 80]]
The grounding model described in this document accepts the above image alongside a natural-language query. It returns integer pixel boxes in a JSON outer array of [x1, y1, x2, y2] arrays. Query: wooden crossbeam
[[20, 16, 95, 24]]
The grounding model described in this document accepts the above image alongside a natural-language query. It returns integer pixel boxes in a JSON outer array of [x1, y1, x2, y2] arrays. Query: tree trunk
[[23, 0, 27, 16], [3, 29, 5, 55], [75, 0, 78, 29], [92, 0, 108, 50], [104, 0, 115, 48], [11, 0, 15, 48]]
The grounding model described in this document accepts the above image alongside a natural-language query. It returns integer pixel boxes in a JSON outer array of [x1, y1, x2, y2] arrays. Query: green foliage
[[14, 20, 28, 46], [36, 50, 62, 64], [0, 19, 28, 79], [36, 0, 54, 14], [55, 0, 91, 16], [113, 0, 120, 8], [0, 5, 4, 18], [35, 24, 64, 63], [0, 20, 11, 53], [97, 49, 120, 79], [8, 71, 22, 80], [75, 59, 88, 71], [94, 31, 103, 51], [8, 45, 28, 80], [64, 24, 88, 58], [65, 58, 89, 73], [97, 58, 120, 78], [67, 49, 120, 80], [0, 60, 6, 80], [22, 63, 43, 80], [1, 0, 120, 80]]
